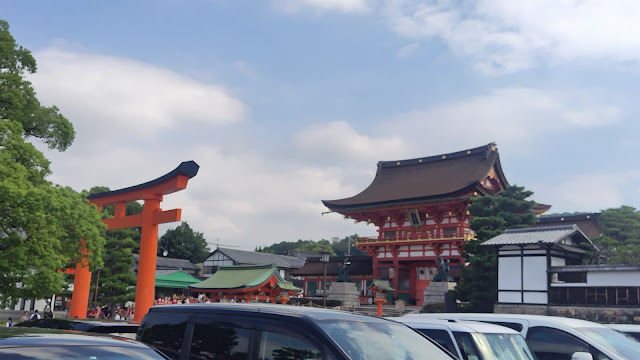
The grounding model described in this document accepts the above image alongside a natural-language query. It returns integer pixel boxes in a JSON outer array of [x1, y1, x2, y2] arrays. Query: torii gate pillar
[[68, 161, 199, 322]]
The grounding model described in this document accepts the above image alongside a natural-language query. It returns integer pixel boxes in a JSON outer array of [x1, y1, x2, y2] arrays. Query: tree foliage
[[0, 121, 105, 305], [158, 221, 210, 263], [595, 206, 640, 264], [87, 187, 139, 308], [0, 20, 75, 151], [255, 235, 364, 256], [455, 185, 536, 312], [0, 21, 103, 306]]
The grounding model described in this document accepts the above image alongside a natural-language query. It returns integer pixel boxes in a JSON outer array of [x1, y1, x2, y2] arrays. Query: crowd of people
[[5, 310, 44, 327], [88, 304, 133, 320]]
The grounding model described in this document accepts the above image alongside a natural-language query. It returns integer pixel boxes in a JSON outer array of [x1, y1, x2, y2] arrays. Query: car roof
[[0, 328, 149, 348], [387, 317, 520, 334], [404, 313, 609, 329], [607, 324, 640, 333], [149, 303, 392, 323], [20, 318, 137, 327]]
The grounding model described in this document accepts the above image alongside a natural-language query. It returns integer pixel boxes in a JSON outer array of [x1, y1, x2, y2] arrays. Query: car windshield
[[457, 332, 536, 360], [574, 326, 640, 360], [317, 320, 453, 360], [0, 345, 166, 359]]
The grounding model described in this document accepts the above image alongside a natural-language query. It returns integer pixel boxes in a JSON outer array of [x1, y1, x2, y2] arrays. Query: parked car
[[404, 313, 640, 360], [606, 324, 640, 341], [136, 303, 456, 360], [388, 317, 537, 360], [16, 318, 139, 339], [0, 327, 168, 359]]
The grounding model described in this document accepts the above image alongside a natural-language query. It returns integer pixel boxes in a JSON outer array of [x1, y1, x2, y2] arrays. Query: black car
[[16, 318, 138, 338], [0, 327, 168, 359], [137, 303, 455, 360]]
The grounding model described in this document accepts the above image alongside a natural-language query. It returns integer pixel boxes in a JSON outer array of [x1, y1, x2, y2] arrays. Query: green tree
[[595, 206, 640, 264], [87, 187, 139, 311], [0, 20, 75, 151], [455, 185, 536, 312], [331, 235, 365, 257], [0, 120, 105, 306], [158, 221, 210, 263], [256, 239, 336, 255]]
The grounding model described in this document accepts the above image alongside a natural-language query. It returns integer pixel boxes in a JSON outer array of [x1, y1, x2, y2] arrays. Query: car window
[[488, 322, 523, 332], [417, 329, 457, 356], [452, 332, 483, 360], [139, 312, 189, 359], [318, 321, 454, 360], [526, 326, 589, 360], [258, 330, 322, 360], [190, 321, 251, 360]]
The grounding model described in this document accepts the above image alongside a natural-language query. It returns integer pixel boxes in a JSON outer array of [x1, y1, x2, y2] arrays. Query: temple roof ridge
[[377, 142, 497, 170]]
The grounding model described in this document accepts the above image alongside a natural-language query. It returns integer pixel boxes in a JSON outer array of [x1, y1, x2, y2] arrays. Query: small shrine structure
[[322, 143, 549, 305], [190, 264, 301, 304], [368, 280, 395, 316]]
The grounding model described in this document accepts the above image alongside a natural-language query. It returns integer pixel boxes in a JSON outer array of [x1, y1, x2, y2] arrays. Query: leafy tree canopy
[[455, 185, 536, 312], [0, 121, 105, 305], [0, 21, 103, 306], [158, 221, 210, 263], [86, 186, 141, 308], [0, 20, 75, 151], [595, 206, 640, 264], [255, 235, 364, 257]]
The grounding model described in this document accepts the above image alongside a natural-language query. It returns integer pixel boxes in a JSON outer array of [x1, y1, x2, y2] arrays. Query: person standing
[[6, 317, 15, 327]]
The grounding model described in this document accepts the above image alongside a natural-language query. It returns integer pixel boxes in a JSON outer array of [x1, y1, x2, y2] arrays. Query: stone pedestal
[[423, 281, 456, 305], [327, 282, 360, 307]]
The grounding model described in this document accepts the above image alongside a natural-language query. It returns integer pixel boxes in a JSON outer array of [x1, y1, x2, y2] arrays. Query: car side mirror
[[571, 352, 593, 360]]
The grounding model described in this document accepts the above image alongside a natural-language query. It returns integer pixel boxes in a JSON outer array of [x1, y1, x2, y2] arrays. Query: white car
[[388, 317, 536, 360], [403, 313, 640, 360]]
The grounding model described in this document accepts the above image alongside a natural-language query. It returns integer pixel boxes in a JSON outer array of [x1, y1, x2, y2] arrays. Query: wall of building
[[588, 271, 640, 286], [495, 304, 640, 324]]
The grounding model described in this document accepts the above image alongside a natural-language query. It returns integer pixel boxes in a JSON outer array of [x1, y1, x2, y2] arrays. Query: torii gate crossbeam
[[68, 161, 199, 322]]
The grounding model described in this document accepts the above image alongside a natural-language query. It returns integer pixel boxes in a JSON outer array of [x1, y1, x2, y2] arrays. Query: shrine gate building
[[322, 143, 548, 306]]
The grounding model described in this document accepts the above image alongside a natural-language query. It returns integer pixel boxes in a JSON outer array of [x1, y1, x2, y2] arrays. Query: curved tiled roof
[[481, 224, 597, 251], [322, 143, 508, 210], [214, 248, 305, 269], [190, 264, 301, 291]]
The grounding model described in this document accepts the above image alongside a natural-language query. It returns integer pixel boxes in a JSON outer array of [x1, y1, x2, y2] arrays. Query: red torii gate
[[68, 161, 199, 322]]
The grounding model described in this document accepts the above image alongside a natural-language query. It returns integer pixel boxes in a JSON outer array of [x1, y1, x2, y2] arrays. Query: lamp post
[[320, 249, 331, 308]]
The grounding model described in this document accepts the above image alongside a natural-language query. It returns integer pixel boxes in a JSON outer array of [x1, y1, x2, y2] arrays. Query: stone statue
[[335, 257, 351, 282], [433, 255, 453, 282]]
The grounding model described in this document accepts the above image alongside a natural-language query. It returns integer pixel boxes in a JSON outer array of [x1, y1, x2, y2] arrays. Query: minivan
[[388, 317, 536, 360], [404, 313, 640, 360], [136, 303, 455, 360]]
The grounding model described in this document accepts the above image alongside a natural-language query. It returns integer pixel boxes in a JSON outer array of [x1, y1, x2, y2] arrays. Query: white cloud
[[397, 42, 420, 58], [380, 87, 620, 155], [291, 120, 411, 165], [532, 171, 640, 212], [382, 0, 640, 72], [30, 48, 247, 143], [272, 0, 370, 14]]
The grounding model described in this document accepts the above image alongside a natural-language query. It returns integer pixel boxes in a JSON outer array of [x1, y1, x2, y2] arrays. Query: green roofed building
[[190, 264, 301, 304], [156, 270, 201, 289]]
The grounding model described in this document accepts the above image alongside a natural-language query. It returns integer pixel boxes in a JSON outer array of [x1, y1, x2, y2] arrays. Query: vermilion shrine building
[[322, 143, 549, 306]]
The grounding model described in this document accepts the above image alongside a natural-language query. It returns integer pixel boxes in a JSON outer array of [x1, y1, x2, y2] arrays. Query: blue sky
[[3, 0, 640, 251]]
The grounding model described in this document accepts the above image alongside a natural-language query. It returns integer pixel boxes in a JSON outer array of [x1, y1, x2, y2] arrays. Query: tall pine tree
[[455, 185, 536, 312]]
